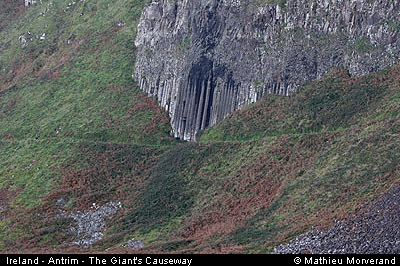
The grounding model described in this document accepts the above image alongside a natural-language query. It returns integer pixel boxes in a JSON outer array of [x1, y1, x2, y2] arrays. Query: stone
[[272, 184, 400, 254], [25, 0, 37, 7], [134, 0, 400, 140], [18, 35, 27, 47], [124, 238, 144, 250], [57, 201, 121, 247]]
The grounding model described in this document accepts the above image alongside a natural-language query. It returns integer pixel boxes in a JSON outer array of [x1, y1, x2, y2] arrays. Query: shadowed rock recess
[[134, 0, 400, 140]]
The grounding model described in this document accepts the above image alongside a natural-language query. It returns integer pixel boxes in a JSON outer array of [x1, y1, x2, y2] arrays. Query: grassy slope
[[197, 67, 400, 252], [1, 0, 399, 254], [0, 0, 173, 207], [0, 0, 174, 251]]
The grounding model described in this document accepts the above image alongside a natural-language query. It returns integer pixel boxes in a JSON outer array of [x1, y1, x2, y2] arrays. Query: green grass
[[0, 139, 76, 208], [1, 0, 172, 146], [200, 67, 399, 142], [0, 0, 174, 250]]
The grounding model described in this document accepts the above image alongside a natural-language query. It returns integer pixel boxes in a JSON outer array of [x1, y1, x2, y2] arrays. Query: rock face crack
[[134, 0, 400, 140]]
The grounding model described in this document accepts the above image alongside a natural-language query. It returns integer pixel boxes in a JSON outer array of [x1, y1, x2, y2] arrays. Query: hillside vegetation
[[0, 0, 399, 253]]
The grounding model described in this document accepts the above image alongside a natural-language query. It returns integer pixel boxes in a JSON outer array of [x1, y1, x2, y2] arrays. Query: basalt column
[[134, 0, 400, 140]]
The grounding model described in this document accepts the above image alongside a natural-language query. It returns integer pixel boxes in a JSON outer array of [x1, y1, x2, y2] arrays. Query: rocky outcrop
[[273, 184, 400, 254], [56, 201, 122, 247], [25, 0, 37, 7], [134, 0, 400, 140]]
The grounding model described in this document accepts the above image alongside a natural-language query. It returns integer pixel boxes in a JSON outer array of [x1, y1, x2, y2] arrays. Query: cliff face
[[134, 0, 400, 140]]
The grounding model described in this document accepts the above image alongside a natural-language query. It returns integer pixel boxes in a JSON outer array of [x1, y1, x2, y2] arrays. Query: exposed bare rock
[[57, 201, 122, 247], [123, 238, 145, 250], [273, 184, 400, 254], [25, 0, 37, 7], [134, 0, 400, 140]]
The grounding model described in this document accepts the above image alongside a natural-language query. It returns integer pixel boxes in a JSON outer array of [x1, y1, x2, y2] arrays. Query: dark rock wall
[[134, 0, 400, 140]]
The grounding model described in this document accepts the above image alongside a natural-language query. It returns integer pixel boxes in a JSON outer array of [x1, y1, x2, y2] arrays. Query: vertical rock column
[[134, 0, 400, 140]]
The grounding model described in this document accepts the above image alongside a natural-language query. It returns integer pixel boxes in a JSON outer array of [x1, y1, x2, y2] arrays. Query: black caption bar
[[1, 254, 398, 266]]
